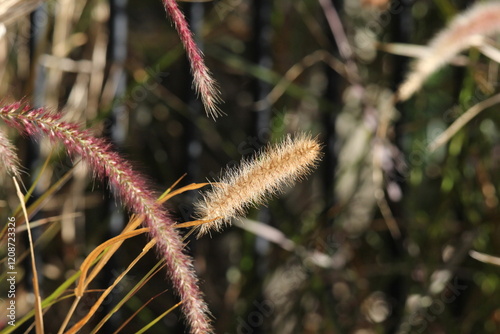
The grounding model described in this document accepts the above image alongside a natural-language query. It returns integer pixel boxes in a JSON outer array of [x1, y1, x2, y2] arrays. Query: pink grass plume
[[162, 0, 223, 119], [0, 103, 213, 334]]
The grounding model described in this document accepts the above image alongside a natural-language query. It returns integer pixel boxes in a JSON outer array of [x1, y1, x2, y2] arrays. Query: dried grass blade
[[159, 182, 210, 204], [76, 228, 150, 297], [4, 257, 102, 334], [82, 218, 147, 292], [60, 226, 140, 334], [82, 179, 183, 293], [13, 177, 44, 334], [66, 239, 156, 334], [85, 213, 147, 284], [158, 173, 187, 200]]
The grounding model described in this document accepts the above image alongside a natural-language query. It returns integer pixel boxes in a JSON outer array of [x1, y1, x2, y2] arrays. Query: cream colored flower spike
[[195, 133, 322, 237], [397, 2, 500, 101]]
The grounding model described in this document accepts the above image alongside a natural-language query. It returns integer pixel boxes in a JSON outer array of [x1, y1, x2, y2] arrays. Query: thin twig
[[255, 50, 346, 108], [429, 92, 500, 152]]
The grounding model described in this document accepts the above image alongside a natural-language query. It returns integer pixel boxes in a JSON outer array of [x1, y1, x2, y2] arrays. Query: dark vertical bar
[[251, 0, 273, 333], [320, 2, 342, 332], [391, 0, 412, 90], [388, 1, 413, 333], [26, 2, 50, 295], [109, 0, 129, 147], [323, 0, 341, 215], [30, 4, 48, 104], [102, 0, 128, 330]]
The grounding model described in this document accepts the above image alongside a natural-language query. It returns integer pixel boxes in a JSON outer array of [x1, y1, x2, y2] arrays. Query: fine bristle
[[195, 134, 322, 237]]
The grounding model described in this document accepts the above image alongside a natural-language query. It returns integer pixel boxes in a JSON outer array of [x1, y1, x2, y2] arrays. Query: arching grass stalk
[[0, 102, 212, 334]]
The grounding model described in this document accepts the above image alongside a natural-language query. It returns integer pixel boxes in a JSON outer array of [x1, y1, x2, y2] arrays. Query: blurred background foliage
[[1, 0, 500, 333]]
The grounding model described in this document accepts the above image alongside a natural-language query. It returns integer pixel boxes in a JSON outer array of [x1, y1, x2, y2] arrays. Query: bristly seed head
[[194, 133, 322, 237], [162, 0, 224, 119]]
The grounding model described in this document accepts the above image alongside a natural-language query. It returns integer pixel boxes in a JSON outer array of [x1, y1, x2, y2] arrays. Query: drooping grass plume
[[0, 103, 212, 334], [397, 2, 500, 101], [0, 128, 20, 178], [162, 0, 223, 119], [194, 134, 322, 237]]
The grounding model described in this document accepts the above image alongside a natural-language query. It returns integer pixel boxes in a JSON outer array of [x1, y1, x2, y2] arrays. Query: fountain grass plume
[[194, 133, 322, 237], [397, 2, 500, 101], [162, 0, 223, 119], [0, 102, 212, 334]]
